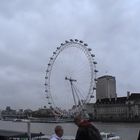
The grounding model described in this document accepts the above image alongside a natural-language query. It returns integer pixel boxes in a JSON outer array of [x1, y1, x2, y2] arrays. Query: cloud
[[0, 0, 140, 109]]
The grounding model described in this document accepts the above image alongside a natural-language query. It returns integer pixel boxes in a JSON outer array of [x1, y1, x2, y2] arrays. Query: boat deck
[[0, 129, 121, 140], [0, 129, 44, 139]]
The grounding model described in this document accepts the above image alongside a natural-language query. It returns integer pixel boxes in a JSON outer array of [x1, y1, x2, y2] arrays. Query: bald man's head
[[55, 125, 63, 137], [74, 114, 82, 126]]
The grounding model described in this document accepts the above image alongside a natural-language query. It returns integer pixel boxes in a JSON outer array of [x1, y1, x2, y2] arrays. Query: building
[[85, 93, 140, 122], [95, 93, 140, 121], [84, 74, 140, 121], [96, 75, 117, 100]]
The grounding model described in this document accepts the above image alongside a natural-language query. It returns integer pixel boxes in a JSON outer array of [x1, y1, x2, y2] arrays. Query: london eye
[[45, 39, 98, 115]]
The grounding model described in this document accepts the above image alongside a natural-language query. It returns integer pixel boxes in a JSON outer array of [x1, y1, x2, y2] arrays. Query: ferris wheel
[[45, 39, 98, 111]]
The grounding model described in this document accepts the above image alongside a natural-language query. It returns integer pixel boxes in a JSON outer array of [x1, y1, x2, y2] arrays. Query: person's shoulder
[[50, 134, 57, 140], [50, 137, 57, 140]]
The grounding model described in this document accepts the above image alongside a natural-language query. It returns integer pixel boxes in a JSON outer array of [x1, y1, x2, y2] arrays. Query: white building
[[96, 75, 117, 100]]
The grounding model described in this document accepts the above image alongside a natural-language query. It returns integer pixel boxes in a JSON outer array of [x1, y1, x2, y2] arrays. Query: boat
[[29, 117, 74, 123], [13, 118, 25, 122], [0, 129, 121, 140], [33, 132, 121, 140], [11, 119, 121, 140], [0, 129, 44, 140], [34, 135, 75, 140], [100, 132, 121, 140]]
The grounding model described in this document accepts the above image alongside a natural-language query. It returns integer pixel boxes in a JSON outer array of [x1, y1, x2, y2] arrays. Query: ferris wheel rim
[[45, 39, 98, 109]]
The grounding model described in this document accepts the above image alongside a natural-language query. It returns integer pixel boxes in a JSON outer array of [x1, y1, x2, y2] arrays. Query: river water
[[0, 120, 139, 140]]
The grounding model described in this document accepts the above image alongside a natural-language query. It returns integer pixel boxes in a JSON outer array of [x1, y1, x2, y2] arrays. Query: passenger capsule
[[88, 48, 92, 51], [93, 61, 97, 64], [91, 54, 95, 57], [90, 95, 94, 98], [70, 39, 73, 42], [94, 70, 98, 73], [94, 78, 97, 81], [65, 40, 69, 43], [65, 77, 68, 80]]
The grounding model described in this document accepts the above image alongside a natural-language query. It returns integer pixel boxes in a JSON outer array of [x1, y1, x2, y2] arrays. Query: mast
[[65, 77, 77, 107]]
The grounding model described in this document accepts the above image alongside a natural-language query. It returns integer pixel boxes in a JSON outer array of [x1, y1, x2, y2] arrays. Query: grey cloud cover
[[0, 0, 140, 109]]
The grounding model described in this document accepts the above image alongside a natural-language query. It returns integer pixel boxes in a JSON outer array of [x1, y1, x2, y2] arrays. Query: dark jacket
[[75, 120, 102, 140], [138, 130, 140, 140]]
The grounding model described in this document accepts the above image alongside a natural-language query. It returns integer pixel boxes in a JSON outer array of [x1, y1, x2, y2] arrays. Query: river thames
[[0, 120, 139, 140]]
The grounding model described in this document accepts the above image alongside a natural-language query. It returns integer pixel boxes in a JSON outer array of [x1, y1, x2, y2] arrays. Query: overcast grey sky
[[0, 0, 140, 110]]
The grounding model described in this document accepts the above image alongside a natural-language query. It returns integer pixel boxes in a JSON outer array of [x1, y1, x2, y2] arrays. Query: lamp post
[[23, 119, 31, 140]]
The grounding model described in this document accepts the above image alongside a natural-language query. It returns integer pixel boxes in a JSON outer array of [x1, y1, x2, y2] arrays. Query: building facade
[[96, 75, 117, 100], [85, 75, 140, 121], [85, 93, 140, 121]]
